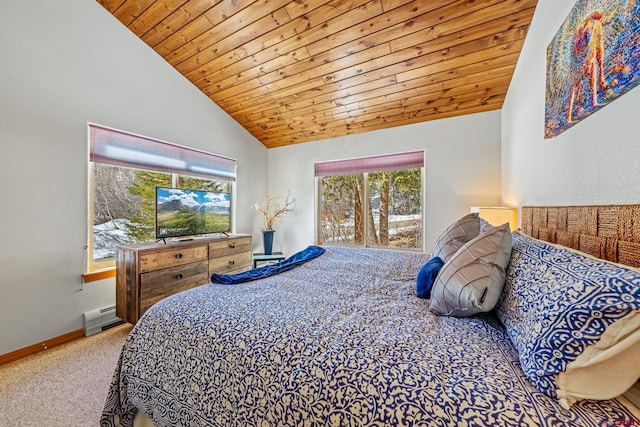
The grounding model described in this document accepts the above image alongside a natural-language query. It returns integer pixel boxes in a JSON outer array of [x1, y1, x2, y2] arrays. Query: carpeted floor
[[0, 323, 132, 426]]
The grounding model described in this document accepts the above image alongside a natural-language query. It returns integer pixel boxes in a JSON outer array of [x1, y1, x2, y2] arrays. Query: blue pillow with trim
[[416, 256, 444, 299], [496, 232, 640, 407]]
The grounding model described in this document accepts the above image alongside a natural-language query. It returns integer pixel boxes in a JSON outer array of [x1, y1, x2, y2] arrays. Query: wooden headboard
[[521, 205, 640, 268]]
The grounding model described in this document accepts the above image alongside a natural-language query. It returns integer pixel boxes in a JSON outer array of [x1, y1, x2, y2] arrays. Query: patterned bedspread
[[102, 246, 636, 427]]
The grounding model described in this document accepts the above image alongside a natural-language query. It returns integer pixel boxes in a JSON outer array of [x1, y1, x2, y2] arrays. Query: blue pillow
[[497, 232, 640, 407], [416, 256, 444, 299]]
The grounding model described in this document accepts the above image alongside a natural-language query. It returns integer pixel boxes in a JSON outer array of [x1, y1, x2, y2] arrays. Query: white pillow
[[429, 223, 512, 317], [431, 213, 480, 262]]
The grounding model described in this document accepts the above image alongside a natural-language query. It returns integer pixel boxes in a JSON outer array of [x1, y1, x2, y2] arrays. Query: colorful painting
[[545, 0, 640, 138]]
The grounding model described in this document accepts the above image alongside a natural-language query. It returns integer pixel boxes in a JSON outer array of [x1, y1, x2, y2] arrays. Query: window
[[315, 151, 424, 250], [86, 124, 236, 277]]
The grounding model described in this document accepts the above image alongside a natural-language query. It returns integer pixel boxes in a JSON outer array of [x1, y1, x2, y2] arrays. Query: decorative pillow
[[496, 232, 640, 408], [416, 256, 444, 299], [431, 213, 480, 262], [429, 223, 512, 317]]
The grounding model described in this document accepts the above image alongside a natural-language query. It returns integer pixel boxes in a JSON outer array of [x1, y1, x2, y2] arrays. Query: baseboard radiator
[[83, 305, 124, 336]]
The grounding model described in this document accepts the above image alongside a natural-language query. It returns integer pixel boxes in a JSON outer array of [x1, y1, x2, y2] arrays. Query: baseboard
[[0, 329, 84, 366]]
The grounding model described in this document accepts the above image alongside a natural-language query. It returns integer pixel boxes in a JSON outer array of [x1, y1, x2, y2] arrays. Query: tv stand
[[116, 234, 252, 324]]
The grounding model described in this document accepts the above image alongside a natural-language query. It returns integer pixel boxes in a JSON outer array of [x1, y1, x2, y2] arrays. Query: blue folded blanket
[[211, 245, 326, 284]]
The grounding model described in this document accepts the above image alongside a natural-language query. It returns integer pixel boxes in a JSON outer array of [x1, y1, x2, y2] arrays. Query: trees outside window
[[87, 124, 237, 275], [318, 167, 422, 250]]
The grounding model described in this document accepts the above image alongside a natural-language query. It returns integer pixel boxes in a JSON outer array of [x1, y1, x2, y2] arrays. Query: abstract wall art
[[545, 0, 640, 138]]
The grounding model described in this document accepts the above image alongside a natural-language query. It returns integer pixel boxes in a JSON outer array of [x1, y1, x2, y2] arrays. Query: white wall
[[267, 111, 503, 255], [0, 2, 266, 355], [502, 0, 640, 208]]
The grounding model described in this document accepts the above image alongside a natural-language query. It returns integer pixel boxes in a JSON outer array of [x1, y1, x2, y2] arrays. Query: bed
[[102, 205, 640, 427]]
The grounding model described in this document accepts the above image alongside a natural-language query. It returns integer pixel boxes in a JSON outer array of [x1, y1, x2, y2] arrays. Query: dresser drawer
[[209, 251, 252, 274], [209, 236, 252, 257], [139, 244, 208, 272], [140, 260, 210, 311], [117, 235, 251, 324]]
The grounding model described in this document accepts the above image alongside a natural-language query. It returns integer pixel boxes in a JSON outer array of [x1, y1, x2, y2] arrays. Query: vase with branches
[[255, 192, 294, 255]]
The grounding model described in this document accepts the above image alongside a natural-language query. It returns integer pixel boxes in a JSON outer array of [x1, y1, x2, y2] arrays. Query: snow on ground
[[93, 219, 131, 260]]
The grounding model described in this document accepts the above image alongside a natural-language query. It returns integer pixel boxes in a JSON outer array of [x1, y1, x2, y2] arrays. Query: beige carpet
[[0, 323, 132, 426]]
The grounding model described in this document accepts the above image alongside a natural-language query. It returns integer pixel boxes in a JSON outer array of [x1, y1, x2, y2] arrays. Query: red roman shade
[[314, 150, 424, 176], [89, 123, 236, 181]]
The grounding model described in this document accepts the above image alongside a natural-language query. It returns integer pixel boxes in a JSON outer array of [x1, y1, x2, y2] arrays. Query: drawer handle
[[176, 274, 183, 280], [229, 260, 235, 265], [176, 253, 183, 259], [229, 243, 236, 248]]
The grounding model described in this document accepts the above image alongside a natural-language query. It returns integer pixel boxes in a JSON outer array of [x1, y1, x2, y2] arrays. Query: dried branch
[[254, 192, 294, 230]]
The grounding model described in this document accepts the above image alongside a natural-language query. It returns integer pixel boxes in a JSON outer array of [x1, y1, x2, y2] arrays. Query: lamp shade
[[470, 207, 517, 231]]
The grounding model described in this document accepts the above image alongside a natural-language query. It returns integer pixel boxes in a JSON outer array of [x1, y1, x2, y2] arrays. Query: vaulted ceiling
[[97, 0, 538, 148]]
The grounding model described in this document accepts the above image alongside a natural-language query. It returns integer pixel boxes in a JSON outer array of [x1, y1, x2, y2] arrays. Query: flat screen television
[[155, 187, 231, 240]]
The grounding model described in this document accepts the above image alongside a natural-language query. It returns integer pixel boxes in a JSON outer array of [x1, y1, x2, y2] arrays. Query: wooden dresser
[[116, 234, 252, 324]]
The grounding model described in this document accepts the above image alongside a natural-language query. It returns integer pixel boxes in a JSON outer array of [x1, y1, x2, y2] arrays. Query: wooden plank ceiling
[[97, 0, 538, 148]]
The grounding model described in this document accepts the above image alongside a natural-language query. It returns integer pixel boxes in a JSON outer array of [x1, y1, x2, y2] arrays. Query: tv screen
[[155, 187, 231, 239]]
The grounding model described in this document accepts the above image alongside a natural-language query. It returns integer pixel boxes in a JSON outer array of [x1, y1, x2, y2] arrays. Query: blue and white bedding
[[101, 246, 637, 427]]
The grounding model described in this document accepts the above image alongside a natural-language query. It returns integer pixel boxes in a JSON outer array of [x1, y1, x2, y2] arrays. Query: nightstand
[[253, 252, 285, 268]]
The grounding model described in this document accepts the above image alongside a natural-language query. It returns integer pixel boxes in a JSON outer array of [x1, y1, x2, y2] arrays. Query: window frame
[[314, 151, 425, 251], [85, 124, 237, 280]]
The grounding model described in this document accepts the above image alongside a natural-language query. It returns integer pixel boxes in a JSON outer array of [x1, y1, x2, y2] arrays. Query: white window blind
[[89, 123, 236, 181], [314, 150, 424, 176]]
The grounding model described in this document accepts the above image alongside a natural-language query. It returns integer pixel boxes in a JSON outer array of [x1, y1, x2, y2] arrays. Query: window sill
[[82, 268, 116, 283]]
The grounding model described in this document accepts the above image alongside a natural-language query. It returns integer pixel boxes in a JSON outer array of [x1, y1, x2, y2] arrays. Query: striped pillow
[[431, 213, 480, 262], [429, 223, 512, 317]]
